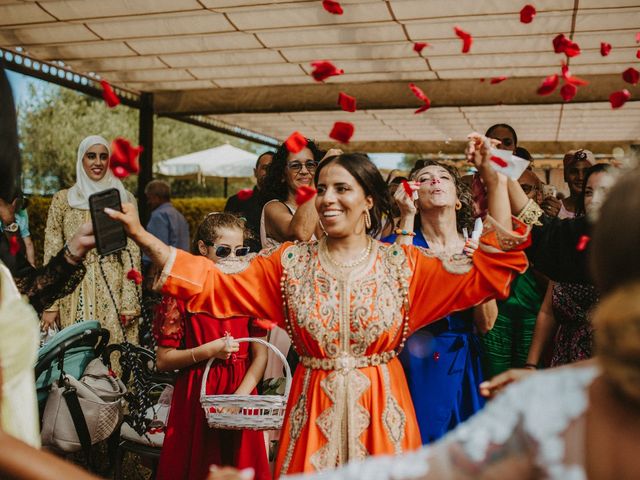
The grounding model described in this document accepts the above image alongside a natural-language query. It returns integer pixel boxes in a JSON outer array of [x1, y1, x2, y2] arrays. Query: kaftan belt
[[300, 351, 397, 374]]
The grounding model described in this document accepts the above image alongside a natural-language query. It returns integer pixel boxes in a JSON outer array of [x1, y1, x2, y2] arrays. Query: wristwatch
[[3, 222, 19, 233]]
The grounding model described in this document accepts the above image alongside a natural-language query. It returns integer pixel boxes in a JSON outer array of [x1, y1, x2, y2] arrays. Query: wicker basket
[[200, 337, 291, 430]]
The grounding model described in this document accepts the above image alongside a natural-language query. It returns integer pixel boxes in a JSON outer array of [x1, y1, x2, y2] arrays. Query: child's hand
[[206, 336, 240, 360]]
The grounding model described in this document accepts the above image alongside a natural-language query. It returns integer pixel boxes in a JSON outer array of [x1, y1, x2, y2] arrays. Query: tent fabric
[[156, 144, 257, 178]]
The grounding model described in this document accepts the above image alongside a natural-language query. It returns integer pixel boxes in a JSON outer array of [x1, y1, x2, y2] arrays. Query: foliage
[[27, 196, 227, 265], [17, 81, 263, 194]]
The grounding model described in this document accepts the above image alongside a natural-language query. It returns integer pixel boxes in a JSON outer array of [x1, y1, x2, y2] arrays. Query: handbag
[[41, 358, 126, 461]]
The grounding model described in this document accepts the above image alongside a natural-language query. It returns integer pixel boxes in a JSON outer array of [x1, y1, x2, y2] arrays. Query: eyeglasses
[[204, 243, 250, 258], [287, 160, 319, 173]]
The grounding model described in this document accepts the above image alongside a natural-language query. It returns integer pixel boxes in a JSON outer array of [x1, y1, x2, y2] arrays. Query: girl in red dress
[[154, 213, 271, 480]]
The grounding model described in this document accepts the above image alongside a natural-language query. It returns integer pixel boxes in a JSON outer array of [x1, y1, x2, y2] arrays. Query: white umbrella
[[156, 144, 258, 178]]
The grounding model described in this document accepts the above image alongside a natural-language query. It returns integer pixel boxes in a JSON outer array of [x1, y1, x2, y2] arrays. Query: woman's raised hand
[[394, 180, 419, 218], [466, 132, 502, 188], [104, 202, 143, 240], [67, 222, 95, 259]]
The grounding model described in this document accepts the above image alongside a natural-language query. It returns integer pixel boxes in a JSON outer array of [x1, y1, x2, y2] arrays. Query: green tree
[[18, 82, 262, 195]]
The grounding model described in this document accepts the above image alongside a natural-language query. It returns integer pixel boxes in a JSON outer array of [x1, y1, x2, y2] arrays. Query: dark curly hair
[[261, 139, 325, 202], [192, 212, 252, 254], [314, 153, 394, 238], [409, 159, 475, 235]]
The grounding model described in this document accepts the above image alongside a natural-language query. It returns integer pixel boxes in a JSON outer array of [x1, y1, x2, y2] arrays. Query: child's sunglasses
[[205, 244, 250, 258]]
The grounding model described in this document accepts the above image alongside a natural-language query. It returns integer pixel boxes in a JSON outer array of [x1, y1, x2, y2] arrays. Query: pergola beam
[[153, 74, 636, 115], [330, 140, 631, 155]]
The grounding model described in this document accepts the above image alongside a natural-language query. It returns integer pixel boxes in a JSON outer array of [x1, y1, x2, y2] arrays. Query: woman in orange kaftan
[[107, 140, 530, 478]]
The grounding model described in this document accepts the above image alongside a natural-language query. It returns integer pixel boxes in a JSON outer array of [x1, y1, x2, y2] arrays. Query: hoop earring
[[364, 210, 372, 230], [455, 200, 462, 211]]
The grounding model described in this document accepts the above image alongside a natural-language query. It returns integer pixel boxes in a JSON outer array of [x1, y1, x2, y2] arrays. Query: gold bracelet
[[190, 348, 198, 364], [516, 199, 544, 226]]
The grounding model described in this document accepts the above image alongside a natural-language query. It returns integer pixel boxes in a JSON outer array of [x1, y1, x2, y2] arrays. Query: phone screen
[[89, 188, 127, 256]]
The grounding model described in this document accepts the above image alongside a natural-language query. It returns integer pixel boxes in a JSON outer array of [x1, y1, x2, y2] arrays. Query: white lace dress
[[285, 365, 598, 480]]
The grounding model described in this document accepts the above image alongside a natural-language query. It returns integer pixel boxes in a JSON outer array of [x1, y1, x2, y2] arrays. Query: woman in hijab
[[41, 135, 141, 346]]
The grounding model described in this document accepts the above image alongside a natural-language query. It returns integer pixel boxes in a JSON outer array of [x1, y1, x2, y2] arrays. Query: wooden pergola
[[1, 0, 639, 215]]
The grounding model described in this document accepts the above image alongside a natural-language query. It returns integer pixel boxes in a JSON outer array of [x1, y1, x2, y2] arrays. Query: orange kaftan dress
[[156, 216, 529, 478]]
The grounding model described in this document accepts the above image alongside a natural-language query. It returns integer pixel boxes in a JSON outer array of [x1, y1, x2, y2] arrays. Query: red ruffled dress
[[154, 296, 271, 480]]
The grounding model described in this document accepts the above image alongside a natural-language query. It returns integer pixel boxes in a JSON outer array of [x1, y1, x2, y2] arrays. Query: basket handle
[[199, 337, 293, 401]]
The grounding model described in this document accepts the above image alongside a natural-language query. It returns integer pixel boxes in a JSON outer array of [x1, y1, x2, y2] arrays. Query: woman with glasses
[[106, 136, 529, 477], [153, 212, 270, 480], [260, 139, 325, 248]]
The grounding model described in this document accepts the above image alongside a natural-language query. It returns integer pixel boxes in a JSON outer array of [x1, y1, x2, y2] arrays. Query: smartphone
[[89, 188, 127, 256]]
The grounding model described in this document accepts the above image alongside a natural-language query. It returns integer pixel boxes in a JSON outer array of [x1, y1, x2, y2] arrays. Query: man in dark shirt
[[224, 151, 274, 251]]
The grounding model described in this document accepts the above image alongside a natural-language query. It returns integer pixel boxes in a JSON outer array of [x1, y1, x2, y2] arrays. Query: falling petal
[[622, 67, 640, 85], [295, 185, 317, 205], [100, 80, 120, 108], [337, 92, 357, 112], [110, 137, 142, 178], [237, 189, 254, 201], [310, 60, 344, 82], [536, 74, 559, 95], [413, 42, 429, 53], [562, 62, 588, 86], [576, 235, 590, 252], [560, 83, 577, 102], [322, 0, 343, 15], [519, 4, 536, 24], [454, 26, 473, 53], [609, 89, 631, 109], [285, 131, 308, 153], [600, 42, 612, 56], [401, 180, 413, 197], [329, 121, 355, 143], [490, 76, 508, 84]]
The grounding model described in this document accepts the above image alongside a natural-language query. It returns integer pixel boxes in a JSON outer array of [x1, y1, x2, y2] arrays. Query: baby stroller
[[35, 321, 112, 470]]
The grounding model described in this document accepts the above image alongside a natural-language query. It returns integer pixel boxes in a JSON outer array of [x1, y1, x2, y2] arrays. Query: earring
[[455, 200, 462, 211], [364, 210, 372, 230]]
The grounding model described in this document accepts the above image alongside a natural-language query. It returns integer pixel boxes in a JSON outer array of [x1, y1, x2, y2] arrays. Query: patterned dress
[[549, 282, 599, 366], [43, 189, 140, 345], [156, 217, 529, 478]]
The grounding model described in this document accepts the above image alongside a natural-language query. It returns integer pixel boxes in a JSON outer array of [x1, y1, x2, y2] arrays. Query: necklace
[[324, 237, 372, 269], [421, 229, 465, 256]]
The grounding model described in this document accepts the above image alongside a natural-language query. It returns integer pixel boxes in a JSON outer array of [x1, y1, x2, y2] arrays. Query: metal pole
[[137, 92, 154, 226], [223, 177, 228, 198]]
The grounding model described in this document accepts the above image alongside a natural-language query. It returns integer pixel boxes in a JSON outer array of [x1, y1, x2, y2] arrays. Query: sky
[[6, 69, 405, 169]]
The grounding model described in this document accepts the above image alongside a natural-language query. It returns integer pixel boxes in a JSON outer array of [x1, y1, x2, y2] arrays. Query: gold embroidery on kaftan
[[381, 363, 406, 454], [310, 369, 370, 471], [281, 368, 311, 474], [414, 246, 473, 275]]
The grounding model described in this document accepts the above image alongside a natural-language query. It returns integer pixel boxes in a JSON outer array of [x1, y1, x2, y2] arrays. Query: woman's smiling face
[[82, 144, 109, 181]]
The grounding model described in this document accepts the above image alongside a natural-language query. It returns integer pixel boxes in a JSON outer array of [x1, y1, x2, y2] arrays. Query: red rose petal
[[413, 42, 429, 53], [253, 319, 277, 331], [237, 188, 254, 201], [576, 235, 590, 252], [322, 0, 343, 15], [337, 92, 356, 112], [329, 121, 355, 143], [408, 83, 431, 113], [479, 78, 486, 82], [100, 80, 120, 108], [536, 74, 559, 95], [553, 33, 580, 57], [454, 26, 473, 54], [637, 48, 640, 59], [490, 155, 509, 168], [295, 185, 317, 205], [600, 42, 612, 56], [127, 268, 143, 285], [490, 76, 508, 84], [519, 4, 536, 24], [561, 62, 588, 86], [8, 236, 20, 256], [622, 67, 640, 85], [636, 32, 640, 43], [310, 60, 344, 82], [285, 131, 308, 154], [560, 83, 577, 102], [401, 179, 413, 197], [609, 89, 631, 109], [110, 137, 142, 179]]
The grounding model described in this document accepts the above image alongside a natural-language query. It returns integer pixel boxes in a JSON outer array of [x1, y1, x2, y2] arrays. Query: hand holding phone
[[89, 188, 127, 256]]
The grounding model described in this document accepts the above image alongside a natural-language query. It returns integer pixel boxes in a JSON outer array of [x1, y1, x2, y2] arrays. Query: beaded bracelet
[[394, 229, 416, 237]]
